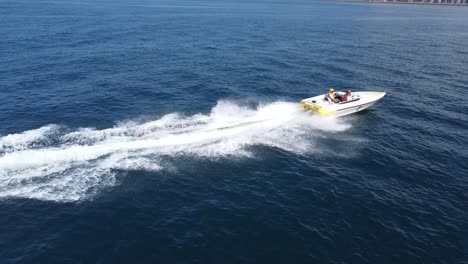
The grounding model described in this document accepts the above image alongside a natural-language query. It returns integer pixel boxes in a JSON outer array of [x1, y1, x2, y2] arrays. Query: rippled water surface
[[1, 0, 467, 263]]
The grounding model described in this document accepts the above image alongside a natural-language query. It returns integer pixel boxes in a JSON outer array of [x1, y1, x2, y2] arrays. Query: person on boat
[[342, 90, 352, 101], [326, 88, 340, 104]]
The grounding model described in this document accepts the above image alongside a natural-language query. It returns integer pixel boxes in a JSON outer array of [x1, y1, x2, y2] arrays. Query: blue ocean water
[[1, 0, 468, 263]]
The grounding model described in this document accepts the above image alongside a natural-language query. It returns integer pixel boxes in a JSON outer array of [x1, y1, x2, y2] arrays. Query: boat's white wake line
[[0, 100, 351, 202]]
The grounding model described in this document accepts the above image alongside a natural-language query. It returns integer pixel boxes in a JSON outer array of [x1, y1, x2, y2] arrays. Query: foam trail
[[0, 100, 352, 202], [0, 125, 59, 153]]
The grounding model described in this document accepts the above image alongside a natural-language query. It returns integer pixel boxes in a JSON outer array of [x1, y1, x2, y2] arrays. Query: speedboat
[[300, 91, 386, 117]]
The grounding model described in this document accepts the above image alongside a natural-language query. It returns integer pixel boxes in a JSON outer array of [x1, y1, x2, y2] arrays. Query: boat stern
[[300, 100, 336, 116]]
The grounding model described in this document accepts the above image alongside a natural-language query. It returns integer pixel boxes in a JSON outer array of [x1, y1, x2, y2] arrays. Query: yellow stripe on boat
[[300, 100, 336, 116]]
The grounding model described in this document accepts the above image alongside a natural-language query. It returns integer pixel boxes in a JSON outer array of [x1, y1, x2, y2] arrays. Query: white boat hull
[[300, 91, 386, 117]]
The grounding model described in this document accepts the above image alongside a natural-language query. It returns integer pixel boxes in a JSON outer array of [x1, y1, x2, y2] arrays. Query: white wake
[[0, 100, 351, 202]]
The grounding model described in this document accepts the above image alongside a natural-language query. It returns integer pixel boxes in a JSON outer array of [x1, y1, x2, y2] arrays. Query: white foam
[[0, 125, 59, 153], [0, 100, 352, 202]]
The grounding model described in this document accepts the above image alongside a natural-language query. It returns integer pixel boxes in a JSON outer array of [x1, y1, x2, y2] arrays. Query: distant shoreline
[[314, 0, 468, 6]]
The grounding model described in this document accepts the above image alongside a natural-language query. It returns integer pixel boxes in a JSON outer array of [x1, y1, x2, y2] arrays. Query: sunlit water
[[1, 0, 467, 263]]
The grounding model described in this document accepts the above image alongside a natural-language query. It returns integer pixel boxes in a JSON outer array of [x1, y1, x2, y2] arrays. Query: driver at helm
[[326, 88, 339, 104], [342, 90, 352, 101]]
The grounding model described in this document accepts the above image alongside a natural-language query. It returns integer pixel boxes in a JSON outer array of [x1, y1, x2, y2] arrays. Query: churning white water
[[0, 101, 352, 202]]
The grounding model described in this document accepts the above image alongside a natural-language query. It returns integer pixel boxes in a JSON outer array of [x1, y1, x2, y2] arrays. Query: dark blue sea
[[1, 0, 468, 263]]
